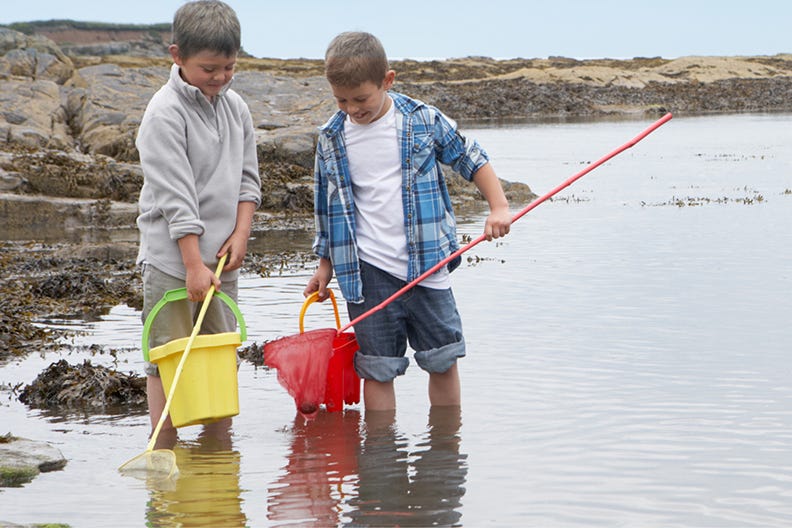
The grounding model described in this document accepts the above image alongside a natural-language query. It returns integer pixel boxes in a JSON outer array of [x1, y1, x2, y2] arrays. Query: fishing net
[[264, 328, 337, 419], [118, 449, 179, 481], [264, 289, 363, 419]]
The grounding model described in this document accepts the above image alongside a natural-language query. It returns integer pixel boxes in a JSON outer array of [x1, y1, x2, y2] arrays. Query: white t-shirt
[[344, 98, 450, 289]]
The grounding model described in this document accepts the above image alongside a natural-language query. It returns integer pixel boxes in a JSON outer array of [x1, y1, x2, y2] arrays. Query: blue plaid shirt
[[313, 91, 490, 303]]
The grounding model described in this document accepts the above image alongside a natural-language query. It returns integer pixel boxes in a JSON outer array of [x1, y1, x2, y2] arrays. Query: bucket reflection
[[349, 406, 468, 527], [145, 421, 246, 527], [268, 409, 362, 526]]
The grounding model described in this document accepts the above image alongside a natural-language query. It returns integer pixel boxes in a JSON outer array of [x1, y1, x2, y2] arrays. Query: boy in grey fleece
[[136, 0, 261, 446]]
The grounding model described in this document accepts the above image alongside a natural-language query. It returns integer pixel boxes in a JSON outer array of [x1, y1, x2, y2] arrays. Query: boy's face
[[331, 71, 395, 125], [170, 45, 237, 100]]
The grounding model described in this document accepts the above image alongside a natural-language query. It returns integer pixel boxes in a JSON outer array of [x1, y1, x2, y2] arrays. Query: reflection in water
[[145, 421, 246, 527], [349, 406, 468, 527], [267, 407, 468, 527], [268, 410, 362, 526]]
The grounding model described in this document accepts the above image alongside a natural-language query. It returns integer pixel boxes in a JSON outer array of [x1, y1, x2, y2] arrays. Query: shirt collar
[[168, 63, 233, 105]]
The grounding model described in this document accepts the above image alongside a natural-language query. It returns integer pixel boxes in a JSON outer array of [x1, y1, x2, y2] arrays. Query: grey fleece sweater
[[135, 64, 261, 281]]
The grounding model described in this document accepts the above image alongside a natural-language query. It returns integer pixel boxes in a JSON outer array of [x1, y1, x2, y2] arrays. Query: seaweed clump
[[19, 359, 146, 410], [238, 341, 265, 367]]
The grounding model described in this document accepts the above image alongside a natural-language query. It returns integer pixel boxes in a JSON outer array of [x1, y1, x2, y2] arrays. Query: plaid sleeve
[[433, 110, 490, 181], [312, 145, 330, 259]]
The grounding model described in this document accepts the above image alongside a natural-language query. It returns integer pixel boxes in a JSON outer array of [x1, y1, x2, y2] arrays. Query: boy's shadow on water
[[145, 420, 247, 528], [268, 406, 468, 527]]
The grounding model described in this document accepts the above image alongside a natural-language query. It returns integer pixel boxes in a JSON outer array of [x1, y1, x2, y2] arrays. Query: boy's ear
[[168, 44, 182, 64], [383, 70, 396, 90]]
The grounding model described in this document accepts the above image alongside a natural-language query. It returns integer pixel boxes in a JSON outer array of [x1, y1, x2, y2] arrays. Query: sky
[[0, 0, 789, 60]]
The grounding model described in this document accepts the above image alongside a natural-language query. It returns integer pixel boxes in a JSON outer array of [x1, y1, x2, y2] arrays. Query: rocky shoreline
[[0, 21, 791, 485]]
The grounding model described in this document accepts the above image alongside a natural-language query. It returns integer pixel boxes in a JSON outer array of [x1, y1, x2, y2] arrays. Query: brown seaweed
[[19, 359, 146, 410]]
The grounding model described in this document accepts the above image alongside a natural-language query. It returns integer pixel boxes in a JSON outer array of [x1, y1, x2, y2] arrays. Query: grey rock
[[72, 64, 165, 159], [0, 192, 138, 232], [0, 27, 72, 65], [65, 41, 133, 56], [256, 126, 317, 169], [0, 78, 72, 149], [0, 437, 67, 487], [3, 48, 74, 84], [0, 28, 75, 87], [257, 121, 286, 130], [2, 111, 27, 125], [0, 168, 24, 191]]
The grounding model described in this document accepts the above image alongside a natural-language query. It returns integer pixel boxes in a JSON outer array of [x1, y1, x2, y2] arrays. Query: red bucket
[[299, 291, 361, 413], [264, 291, 360, 418], [324, 331, 360, 412]]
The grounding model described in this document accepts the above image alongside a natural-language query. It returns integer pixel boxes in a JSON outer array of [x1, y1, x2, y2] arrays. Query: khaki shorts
[[141, 264, 239, 377]]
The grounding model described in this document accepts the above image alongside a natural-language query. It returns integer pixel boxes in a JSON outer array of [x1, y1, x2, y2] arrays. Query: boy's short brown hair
[[325, 31, 389, 88], [172, 0, 241, 58]]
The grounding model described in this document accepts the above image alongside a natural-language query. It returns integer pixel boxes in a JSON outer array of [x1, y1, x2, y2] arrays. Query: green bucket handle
[[142, 287, 247, 362]]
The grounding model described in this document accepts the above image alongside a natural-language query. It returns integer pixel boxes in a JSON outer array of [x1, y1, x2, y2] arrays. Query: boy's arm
[[304, 257, 334, 301], [472, 163, 511, 241], [311, 146, 331, 258], [431, 111, 511, 240], [216, 102, 260, 271], [179, 234, 221, 302], [304, 145, 334, 300], [137, 112, 205, 241], [238, 104, 262, 205], [217, 200, 256, 272]]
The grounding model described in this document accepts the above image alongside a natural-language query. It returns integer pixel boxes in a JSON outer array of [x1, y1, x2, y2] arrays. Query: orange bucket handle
[[299, 290, 341, 333]]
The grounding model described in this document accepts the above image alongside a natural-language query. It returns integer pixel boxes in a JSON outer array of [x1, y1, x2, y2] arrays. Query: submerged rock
[[0, 434, 67, 487]]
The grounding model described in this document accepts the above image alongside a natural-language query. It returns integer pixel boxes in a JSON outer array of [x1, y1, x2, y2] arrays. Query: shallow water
[[2, 113, 792, 527]]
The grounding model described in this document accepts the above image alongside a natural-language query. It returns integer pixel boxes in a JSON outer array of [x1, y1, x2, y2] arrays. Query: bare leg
[[146, 375, 177, 449], [199, 417, 233, 449], [428, 362, 461, 407], [363, 379, 396, 411], [363, 408, 397, 432]]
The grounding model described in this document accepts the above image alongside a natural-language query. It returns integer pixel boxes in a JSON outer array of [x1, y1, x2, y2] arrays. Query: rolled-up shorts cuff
[[354, 354, 409, 383], [144, 362, 159, 377], [414, 337, 466, 374]]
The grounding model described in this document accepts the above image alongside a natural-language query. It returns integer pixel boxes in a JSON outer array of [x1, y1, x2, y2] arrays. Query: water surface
[[1, 113, 791, 527]]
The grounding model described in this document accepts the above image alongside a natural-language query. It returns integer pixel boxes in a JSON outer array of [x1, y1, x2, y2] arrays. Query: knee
[[354, 353, 409, 382]]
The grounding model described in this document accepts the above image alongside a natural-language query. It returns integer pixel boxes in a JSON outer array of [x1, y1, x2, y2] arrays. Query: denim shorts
[[347, 260, 465, 382], [142, 264, 239, 377]]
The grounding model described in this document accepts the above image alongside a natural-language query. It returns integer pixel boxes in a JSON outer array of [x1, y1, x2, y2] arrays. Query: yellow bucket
[[143, 288, 247, 428]]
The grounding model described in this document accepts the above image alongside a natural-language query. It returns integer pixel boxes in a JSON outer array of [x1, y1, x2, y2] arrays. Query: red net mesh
[[263, 328, 337, 418], [264, 328, 361, 419]]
